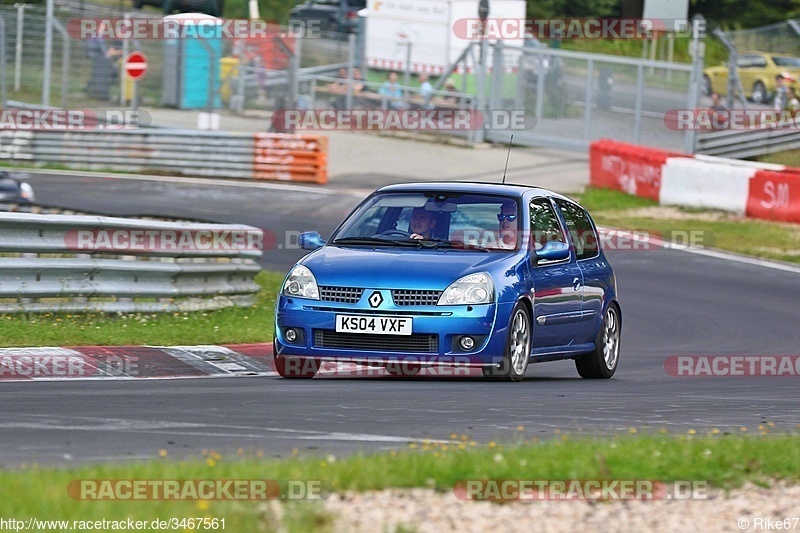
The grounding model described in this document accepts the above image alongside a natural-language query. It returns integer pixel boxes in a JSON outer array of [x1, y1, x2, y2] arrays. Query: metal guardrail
[[696, 127, 800, 158], [0, 129, 329, 184], [0, 212, 263, 313]]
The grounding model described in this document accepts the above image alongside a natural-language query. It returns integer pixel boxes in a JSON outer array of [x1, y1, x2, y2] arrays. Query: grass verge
[[1, 433, 799, 531], [0, 271, 284, 348], [573, 188, 800, 264], [756, 149, 800, 168]]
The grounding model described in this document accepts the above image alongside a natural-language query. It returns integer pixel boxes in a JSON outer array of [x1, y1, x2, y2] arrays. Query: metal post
[[51, 18, 70, 108], [476, 40, 487, 144], [291, 38, 301, 107], [132, 80, 139, 113], [534, 52, 545, 126], [0, 16, 6, 107], [345, 32, 356, 110], [634, 64, 644, 143], [583, 59, 594, 141], [14, 3, 26, 92], [120, 13, 130, 106], [667, 32, 674, 81], [490, 40, 504, 110], [685, 14, 706, 154], [403, 40, 411, 91], [43, 0, 54, 106]]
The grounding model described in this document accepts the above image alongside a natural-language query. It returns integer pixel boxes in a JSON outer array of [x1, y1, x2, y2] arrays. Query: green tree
[[526, 0, 622, 19], [690, 0, 800, 28]]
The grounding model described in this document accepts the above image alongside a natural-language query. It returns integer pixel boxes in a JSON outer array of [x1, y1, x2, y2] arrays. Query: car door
[[554, 198, 608, 345], [529, 197, 584, 349], [738, 55, 758, 94]]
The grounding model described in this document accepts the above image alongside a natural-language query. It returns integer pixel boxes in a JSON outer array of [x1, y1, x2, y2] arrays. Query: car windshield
[[332, 192, 520, 251], [772, 56, 800, 67]]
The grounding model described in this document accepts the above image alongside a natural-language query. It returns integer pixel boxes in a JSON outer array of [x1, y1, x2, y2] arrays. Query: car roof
[[376, 181, 573, 202]]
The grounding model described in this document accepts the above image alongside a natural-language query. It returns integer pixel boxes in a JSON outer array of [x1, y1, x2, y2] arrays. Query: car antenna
[[502, 135, 513, 185]]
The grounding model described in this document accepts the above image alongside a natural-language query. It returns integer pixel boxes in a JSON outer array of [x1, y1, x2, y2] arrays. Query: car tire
[[575, 303, 620, 379], [482, 301, 530, 382], [273, 354, 319, 379], [751, 81, 767, 105], [702, 75, 712, 96]]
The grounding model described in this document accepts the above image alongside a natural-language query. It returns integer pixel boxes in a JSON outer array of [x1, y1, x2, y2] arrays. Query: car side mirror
[[535, 241, 570, 262], [298, 231, 326, 250]]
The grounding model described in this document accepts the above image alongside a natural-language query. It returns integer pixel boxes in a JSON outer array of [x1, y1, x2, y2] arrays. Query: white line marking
[[600, 227, 800, 275], [10, 167, 341, 195]]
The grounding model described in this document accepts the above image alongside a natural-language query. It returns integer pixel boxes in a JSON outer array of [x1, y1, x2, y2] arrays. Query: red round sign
[[124, 52, 148, 80]]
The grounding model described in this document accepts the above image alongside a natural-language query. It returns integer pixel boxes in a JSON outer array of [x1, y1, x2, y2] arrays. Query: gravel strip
[[323, 484, 800, 532]]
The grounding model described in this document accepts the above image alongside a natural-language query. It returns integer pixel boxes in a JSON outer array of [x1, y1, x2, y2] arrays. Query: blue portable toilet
[[162, 13, 223, 109]]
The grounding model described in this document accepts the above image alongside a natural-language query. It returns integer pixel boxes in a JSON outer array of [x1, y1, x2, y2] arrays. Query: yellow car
[[703, 52, 800, 104]]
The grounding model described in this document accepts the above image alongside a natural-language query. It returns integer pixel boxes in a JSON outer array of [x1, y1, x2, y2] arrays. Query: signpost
[[124, 51, 148, 118]]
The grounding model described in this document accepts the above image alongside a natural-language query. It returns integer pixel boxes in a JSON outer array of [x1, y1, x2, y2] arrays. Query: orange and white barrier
[[252, 133, 328, 184]]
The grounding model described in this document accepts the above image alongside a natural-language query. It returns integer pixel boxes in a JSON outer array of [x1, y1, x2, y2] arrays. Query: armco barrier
[[0, 129, 328, 185], [0, 212, 263, 313], [590, 140, 800, 223]]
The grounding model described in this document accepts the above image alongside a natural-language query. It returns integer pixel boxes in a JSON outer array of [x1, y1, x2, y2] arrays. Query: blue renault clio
[[274, 182, 620, 382]]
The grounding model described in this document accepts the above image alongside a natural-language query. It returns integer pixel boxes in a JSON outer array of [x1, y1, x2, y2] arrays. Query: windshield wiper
[[331, 237, 418, 247], [451, 242, 491, 252]]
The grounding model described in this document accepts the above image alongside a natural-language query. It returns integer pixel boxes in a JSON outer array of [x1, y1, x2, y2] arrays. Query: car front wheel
[[482, 302, 530, 382], [575, 303, 620, 379], [751, 81, 767, 104]]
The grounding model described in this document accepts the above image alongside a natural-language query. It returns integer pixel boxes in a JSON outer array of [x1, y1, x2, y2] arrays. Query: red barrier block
[[589, 140, 689, 202], [746, 169, 800, 223]]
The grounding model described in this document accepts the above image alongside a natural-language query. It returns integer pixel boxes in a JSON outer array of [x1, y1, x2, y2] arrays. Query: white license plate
[[335, 315, 413, 335]]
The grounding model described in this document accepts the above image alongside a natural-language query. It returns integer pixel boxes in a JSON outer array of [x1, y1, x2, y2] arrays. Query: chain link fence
[[0, 5, 707, 151]]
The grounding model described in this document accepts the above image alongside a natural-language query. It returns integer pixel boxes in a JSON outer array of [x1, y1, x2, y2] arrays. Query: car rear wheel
[[482, 302, 530, 382], [274, 354, 319, 379], [575, 303, 620, 379], [751, 81, 767, 104]]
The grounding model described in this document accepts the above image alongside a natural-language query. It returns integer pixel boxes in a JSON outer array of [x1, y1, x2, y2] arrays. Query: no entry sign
[[124, 52, 148, 80]]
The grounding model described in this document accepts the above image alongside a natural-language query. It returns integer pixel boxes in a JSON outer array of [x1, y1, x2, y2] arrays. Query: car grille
[[319, 286, 364, 304], [392, 290, 442, 306], [313, 330, 439, 353]]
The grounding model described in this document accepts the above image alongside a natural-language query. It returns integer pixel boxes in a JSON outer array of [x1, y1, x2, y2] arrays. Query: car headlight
[[437, 272, 494, 305], [282, 265, 319, 300]]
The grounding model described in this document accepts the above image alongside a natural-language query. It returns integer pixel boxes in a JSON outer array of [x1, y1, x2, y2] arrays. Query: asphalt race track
[[1, 172, 798, 466]]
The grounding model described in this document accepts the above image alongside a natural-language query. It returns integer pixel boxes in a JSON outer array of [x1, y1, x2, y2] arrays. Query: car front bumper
[[275, 296, 515, 366]]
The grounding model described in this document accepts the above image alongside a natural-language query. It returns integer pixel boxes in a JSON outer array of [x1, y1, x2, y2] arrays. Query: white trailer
[[364, 0, 527, 74]]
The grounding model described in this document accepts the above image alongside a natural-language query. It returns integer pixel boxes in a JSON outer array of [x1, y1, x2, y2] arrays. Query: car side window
[[751, 55, 768, 68], [555, 199, 599, 260], [529, 198, 567, 250]]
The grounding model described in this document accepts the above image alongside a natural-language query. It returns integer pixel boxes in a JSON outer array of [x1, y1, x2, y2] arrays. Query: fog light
[[459, 336, 475, 351], [285, 328, 297, 342]]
